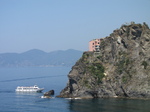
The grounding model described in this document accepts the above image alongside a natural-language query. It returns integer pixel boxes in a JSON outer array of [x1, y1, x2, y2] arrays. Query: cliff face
[[59, 22, 150, 99]]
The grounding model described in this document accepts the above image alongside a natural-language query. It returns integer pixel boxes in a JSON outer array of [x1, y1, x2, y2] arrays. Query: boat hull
[[15, 85, 44, 92], [16, 88, 44, 92]]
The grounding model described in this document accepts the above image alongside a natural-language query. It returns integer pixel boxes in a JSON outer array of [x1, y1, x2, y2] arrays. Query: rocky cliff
[[58, 22, 150, 99]]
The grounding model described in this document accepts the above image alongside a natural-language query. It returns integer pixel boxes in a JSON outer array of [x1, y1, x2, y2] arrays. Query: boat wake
[[0, 90, 14, 93], [0, 75, 66, 83]]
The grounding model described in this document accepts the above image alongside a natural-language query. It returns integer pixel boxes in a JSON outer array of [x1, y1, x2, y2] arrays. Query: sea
[[0, 67, 150, 112]]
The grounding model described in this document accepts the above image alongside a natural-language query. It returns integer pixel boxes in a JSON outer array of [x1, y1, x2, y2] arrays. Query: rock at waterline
[[44, 90, 54, 96], [41, 90, 55, 98]]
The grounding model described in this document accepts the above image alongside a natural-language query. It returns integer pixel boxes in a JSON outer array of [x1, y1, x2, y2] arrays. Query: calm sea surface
[[0, 67, 150, 112]]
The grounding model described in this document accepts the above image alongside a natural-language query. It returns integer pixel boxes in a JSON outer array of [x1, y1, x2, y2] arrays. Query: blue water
[[0, 67, 150, 112]]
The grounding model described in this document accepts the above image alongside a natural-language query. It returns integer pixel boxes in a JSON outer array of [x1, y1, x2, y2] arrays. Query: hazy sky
[[0, 0, 150, 53]]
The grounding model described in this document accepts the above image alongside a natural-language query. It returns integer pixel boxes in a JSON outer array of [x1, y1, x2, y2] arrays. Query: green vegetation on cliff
[[88, 63, 105, 83], [59, 22, 150, 99]]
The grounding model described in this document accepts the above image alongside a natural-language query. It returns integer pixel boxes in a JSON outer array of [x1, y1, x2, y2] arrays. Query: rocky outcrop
[[58, 22, 150, 99], [44, 90, 54, 96], [41, 90, 55, 98]]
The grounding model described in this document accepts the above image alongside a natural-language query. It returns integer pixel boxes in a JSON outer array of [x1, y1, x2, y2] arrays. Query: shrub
[[122, 76, 127, 83], [142, 61, 148, 69], [88, 63, 105, 83], [116, 56, 131, 74]]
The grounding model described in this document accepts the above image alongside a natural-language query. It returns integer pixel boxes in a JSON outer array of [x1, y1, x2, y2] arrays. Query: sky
[[0, 0, 150, 53]]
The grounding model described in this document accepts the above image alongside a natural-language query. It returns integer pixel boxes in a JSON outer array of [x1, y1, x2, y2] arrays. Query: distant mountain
[[0, 49, 83, 67]]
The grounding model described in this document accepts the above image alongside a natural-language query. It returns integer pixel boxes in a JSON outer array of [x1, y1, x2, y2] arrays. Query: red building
[[89, 39, 100, 51]]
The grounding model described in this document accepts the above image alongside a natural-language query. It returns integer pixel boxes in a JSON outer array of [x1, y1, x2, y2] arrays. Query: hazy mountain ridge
[[0, 49, 83, 67]]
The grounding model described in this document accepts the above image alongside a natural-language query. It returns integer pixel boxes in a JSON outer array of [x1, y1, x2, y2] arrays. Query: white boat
[[15, 85, 44, 92]]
